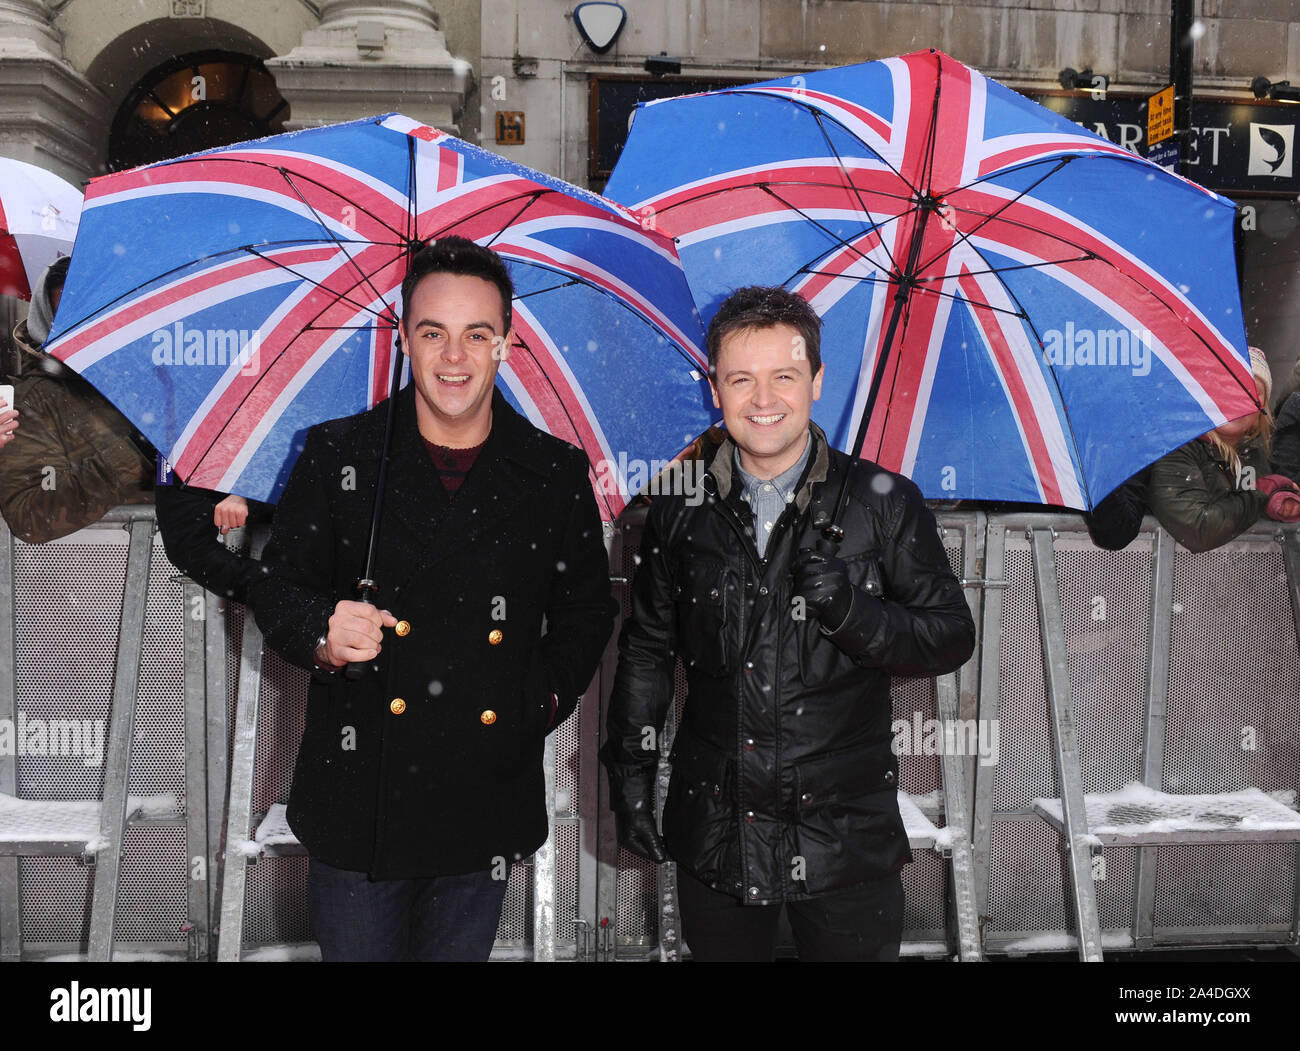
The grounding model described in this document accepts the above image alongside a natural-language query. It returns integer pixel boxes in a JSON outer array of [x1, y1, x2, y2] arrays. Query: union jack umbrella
[[0, 157, 81, 300], [604, 49, 1259, 511], [45, 114, 714, 520]]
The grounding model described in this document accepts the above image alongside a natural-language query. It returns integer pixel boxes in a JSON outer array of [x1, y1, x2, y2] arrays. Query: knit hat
[[1249, 346, 1272, 404]]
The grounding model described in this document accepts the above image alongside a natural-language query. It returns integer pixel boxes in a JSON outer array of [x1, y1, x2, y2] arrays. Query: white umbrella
[[0, 157, 81, 300]]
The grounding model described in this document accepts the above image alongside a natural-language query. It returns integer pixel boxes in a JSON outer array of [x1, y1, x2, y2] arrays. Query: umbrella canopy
[[46, 114, 714, 519], [605, 49, 1259, 510], [0, 157, 81, 300]]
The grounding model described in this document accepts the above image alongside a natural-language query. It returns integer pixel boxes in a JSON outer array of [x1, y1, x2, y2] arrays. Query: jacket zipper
[[709, 494, 756, 896]]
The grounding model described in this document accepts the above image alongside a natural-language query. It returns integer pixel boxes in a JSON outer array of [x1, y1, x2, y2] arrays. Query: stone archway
[[77, 15, 295, 174]]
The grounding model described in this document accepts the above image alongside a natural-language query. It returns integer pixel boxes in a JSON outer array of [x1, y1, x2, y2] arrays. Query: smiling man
[[252, 237, 616, 961], [601, 285, 975, 961]]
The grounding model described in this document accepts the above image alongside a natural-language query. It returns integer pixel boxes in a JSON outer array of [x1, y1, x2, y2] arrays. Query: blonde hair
[[1208, 346, 1273, 475]]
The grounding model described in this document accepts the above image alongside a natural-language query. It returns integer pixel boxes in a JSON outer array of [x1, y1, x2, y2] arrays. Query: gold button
[[390, 698, 406, 715], [480, 709, 497, 725], [394, 620, 410, 637], [488, 629, 503, 645]]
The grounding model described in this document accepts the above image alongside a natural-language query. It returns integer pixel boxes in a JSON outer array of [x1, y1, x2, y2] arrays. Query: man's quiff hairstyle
[[706, 286, 822, 378], [401, 235, 515, 335]]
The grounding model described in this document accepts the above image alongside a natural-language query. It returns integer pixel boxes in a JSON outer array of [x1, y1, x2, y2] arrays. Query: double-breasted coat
[[252, 385, 617, 878]]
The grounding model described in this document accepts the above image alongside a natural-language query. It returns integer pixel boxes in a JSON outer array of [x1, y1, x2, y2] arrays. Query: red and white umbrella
[[0, 157, 81, 300]]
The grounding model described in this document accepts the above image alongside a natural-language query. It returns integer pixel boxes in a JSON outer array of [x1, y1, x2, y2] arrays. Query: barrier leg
[[1030, 528, 1103, 962], [87, 516, 154, 962], [1133, 526, 1174, 950]]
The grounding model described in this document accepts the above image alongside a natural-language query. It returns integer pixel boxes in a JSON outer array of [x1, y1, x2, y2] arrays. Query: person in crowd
[[250, 237, 616, 961], [1269, 367, 1300, 484], [1148, 347, 1300, 551], [1082, 467, 1151, 551], [154, 483, 272, 603], [601, 286, 975, 961], [0, 257, 154, 542]]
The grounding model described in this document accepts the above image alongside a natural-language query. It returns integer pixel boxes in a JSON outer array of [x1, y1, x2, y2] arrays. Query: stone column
[[267, 0, 471, 133], [0, 0, 108, 183]]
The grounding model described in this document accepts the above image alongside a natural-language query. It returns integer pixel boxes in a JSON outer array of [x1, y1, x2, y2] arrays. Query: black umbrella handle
[[344, 329, 405, 682], [343, 579, 379, 681]]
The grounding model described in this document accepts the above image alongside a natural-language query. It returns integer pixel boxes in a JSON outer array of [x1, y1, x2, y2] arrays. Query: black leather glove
[[614, 793, 667, 864], [792, 547, 853, 630], [608, 770, 665, 863]]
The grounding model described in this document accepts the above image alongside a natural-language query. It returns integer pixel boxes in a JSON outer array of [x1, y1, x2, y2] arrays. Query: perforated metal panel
[[495, 860, 533, 945], [1154, 843, 1295, 929], [1167, 544, 1300, 796], [994, 537, 1150, 811], [12, 529, 188, 946], [986, 521, 1300, 949]]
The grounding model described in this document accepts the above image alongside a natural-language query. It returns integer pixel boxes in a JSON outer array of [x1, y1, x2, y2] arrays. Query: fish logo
[[1249, 122, 1294, 177]]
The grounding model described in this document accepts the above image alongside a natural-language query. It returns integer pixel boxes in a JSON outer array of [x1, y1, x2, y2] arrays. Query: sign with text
[[590, 80, 1300, 197], [1147, 85, 1175, 146], [1146, 138, 1180, 173], [1031, 92, 1300, 196]]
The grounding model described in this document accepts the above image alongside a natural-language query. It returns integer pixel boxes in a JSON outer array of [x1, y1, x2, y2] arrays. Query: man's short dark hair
[[706, 286, 822, 378], [401, 236, 514, 336]]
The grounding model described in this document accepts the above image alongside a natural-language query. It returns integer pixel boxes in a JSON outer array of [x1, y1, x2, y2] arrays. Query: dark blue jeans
[[307, 856, 510, 962]]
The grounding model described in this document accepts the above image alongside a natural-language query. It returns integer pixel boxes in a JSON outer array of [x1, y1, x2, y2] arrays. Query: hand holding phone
[[0, 384, 16, 448]]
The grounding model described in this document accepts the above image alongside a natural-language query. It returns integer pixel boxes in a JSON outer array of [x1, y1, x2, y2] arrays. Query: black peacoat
[[251, 384, 617, 878]]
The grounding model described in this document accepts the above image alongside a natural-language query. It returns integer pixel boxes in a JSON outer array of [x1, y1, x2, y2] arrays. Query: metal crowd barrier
[[0, 506, 1296, 960]]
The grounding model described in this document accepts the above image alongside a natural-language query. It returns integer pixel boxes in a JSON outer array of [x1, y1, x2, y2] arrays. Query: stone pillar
[[267, 0, 471, 133], [0, 0, 108, 183]]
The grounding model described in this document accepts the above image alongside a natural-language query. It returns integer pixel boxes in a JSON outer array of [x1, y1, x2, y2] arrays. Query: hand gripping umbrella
[[46, 114, 715, 674], [606, 49, 1260, 537]]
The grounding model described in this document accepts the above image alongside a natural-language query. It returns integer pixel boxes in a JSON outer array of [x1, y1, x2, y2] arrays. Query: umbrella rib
[[242, 245, 395, 325], [422, 188, 565, 246], [797, 267, 1027, 317], [758, 183, 905, 272], [914, 157, 1080, 275], [486, 191, 546, 248], [154, 154, 411, 244], [511, 260, 704, 372], [510, 333, 616, 521], [912, 254, 1095, 282], [50, 239, 396, 342], [277, 168, 402, 326], [515, 278, 581, 300], [807, 109, 906, 277], [946, 236, 1097, 509]]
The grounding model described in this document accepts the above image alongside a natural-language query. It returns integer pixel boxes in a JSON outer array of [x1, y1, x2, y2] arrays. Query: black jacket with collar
[[602, 424, 975, 904], [251, 385, 617, 878]]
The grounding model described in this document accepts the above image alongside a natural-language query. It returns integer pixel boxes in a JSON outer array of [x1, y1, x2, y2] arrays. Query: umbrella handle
[[343, 580, 379, 681], [817, 524, 844, 556]]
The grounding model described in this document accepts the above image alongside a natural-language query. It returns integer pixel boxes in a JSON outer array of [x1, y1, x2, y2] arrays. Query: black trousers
[[678, 868, 905, 962]]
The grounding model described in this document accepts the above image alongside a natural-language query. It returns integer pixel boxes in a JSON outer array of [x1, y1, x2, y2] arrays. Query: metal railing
[[1, 507, 1296, 959]]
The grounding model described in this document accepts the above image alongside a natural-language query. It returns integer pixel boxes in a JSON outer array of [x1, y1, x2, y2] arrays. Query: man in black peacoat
[[251, 239, 616, 960]]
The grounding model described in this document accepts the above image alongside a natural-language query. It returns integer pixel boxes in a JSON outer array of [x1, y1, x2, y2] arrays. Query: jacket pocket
[[663, 735, 739, 889], [672, 559, 734, 678], [792, 741, 910, 894]]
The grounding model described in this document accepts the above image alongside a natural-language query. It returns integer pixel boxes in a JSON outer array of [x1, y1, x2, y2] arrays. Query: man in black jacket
[[601, 286, 975, 961], [252, 238, 616, 961]]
